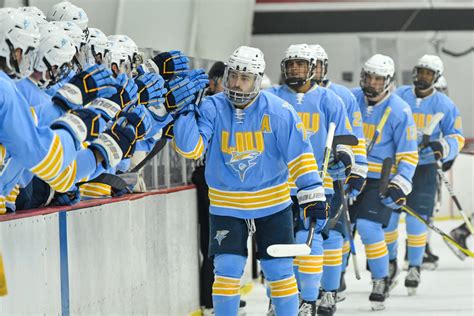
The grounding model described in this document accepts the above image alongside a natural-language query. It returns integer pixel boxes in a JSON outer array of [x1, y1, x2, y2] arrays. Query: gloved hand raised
[[135, 73, 167, 119], [139, 50, 190, 80], [53, 64, 117, 110]]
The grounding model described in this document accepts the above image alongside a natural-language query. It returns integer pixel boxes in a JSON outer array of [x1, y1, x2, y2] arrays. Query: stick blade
[[334, 135, 359, 146], [266, 244, 311, 257]]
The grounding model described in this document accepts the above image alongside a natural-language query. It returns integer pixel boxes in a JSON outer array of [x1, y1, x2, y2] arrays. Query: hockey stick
[[401, 205, 474, 259], [0, 252, 7, 296], [379, 158, 474, 258], [419, 112, 474, 234], [267, 123, 337, 257], [435, 163, 474, 235], [339, 179, 361, 280], [366, 106, 391, 154]]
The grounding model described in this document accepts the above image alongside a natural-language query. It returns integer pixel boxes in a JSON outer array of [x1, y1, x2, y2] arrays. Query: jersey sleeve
[[439, 103, 464, 162], [393, 107, 419, 183], [275, 103, 323, 192], [172, 100, 215, 160], [0, 82, 78, 191]]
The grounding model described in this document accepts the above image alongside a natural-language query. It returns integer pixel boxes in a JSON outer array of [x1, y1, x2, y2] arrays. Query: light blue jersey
[[173, 91, 324, 219], [15, 78, 51, 108], [351, 88, 418, 182], [267, 84, 354, 195], [325, 80, 367, 169], [395, 86, 464, 165]]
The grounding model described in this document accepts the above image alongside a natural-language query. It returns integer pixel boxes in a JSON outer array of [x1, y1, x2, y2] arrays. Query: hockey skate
[[405, 266, 421, 296], [369, 277, 389, 311], [317, 291, 337, 316], [388, 258, 399, 291], [444, 223, 470, 261], [203, 300, 247, 316], [299, 300, 317, 316], [421, 243, 439, 270], [336, 271, 346, 302]]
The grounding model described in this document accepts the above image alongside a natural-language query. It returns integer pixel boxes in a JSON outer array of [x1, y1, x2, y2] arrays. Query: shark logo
[[227, 150, 261, 182], [214, 230, 229, 246]]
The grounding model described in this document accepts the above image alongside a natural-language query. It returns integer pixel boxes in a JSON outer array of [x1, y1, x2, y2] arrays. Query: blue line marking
[[59, 211, 70, 315]]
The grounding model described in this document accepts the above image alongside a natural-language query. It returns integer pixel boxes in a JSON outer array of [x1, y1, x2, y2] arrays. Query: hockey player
[[310, 44, 368, 314], [384, 55, 464, 294], [350, 54, 418, 310], [174, 46, 328, 316], [87, 27, 108, 65], [267, 43, 354, 316], [0, 10, 141, 213]]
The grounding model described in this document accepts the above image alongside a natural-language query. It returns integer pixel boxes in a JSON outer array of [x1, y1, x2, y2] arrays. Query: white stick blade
[[266, 244, 311, 257]]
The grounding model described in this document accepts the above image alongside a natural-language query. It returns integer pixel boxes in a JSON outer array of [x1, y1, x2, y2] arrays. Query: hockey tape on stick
[[267, 123, 336, 257], [421, 112, 445, 148], [401, 205, 474, 259], [367, 106, 391, 154]]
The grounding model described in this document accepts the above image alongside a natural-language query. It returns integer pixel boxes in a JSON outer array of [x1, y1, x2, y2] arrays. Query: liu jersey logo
[[227, 150, 261, 182]]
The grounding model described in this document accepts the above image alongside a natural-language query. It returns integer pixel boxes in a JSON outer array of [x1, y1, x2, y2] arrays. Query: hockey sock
[[406, 213, 428, 267], [295, 230, 323, 301], [212, 254, 246, 316], [262, 258, 299, 315], [358, 218, 389, 279], [341, 238, 350, 272], [321, 230, 343, 291], [384, 211, 400, 260]]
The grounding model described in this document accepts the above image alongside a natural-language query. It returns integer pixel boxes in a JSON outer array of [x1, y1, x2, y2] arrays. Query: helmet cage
[[281, 56, 315, 88], [222, 67, 262, 106]]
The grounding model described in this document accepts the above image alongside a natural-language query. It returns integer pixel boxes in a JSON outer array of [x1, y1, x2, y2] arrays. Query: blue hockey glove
[[87, 73, 138, 121], [138, 50, 190, 80], [380, 175, 412, 210], [51, 108, 102, 148], [135, 73, 168, 119], [328, 146, 354, 180], [344, 163, 368, 199], [53, 64, 117, 110], [163, 72, 208, 113], [116, 104, 151, 140], [297, 187, 328, 233], [112, 184, 133, 197], [420, 139, 449, 162], [50, 189, 81, 206], [89, 117, 138, 169]]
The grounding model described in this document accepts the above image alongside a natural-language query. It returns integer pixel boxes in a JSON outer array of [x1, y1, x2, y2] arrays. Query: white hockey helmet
[[0, 10, 40, 78], [281, 43, 315, 88], [261, 74, 273, 89], [104, 41, 132, 77], [412, 54, 444, 90], [18, 6, 47, 26], [107, 34, 142, 73], [222, 45, 265, 106], [360, 54, 395, 98], [309, 44, 329, 82], [51, 20, 88, 70], [38, 22, 61, 39], [47, 2, 88, 33], [33, 30, 75, 88], [87, 27, 108, 64]]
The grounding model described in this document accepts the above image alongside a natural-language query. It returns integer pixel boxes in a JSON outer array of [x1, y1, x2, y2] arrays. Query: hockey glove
[[420, 139, 449, 161], [89, 117, 138, 169], [163, 72, 208, 113], [87, 73, 138, 122], [380, 174, 412, 210], [139, 50, 190, 80], [344, 163, 368, 199], [135, 73, 168, 119], [297, 187, 328, 233], [116, 104, 151, 140], [49, 189, 81, 206], [53, 64, 117, 110], [328, 145, 354, 181], [51, 108, 102, 148]]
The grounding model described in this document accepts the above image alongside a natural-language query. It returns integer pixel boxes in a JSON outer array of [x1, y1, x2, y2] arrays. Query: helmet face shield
[[360, 71, 390, 99], [281, 58, 313, 88], [223, 68, 262, 106], [413, 67, 436, 91]]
